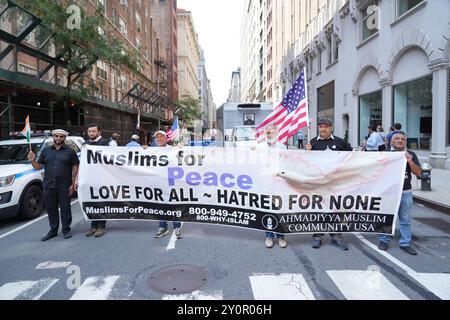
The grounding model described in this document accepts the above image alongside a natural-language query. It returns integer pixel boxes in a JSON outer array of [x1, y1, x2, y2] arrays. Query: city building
[[227, 68, 241, 103], [0, 0, 175, 143]]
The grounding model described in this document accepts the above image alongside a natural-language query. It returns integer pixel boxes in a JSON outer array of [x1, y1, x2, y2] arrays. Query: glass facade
[[394, 77, 432, 150], [359, 90, 382, 144]]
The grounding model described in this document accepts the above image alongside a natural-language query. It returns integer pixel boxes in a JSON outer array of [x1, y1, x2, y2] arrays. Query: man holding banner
[[378, 131, 422, 255], [152, 130, 183, 240], [306, 119, 353, 250], [258, 125, 287, 249]]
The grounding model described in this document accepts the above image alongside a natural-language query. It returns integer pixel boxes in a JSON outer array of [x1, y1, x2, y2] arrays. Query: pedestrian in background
[[126, 134, 141, 147], [109, 133, 121, 146]]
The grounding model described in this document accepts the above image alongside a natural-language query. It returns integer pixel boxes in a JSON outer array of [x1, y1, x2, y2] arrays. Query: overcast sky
[[177, 0, 245, 107]]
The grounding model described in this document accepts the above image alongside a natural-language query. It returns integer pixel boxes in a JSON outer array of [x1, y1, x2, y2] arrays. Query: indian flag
[[21, 115, 31, 142]]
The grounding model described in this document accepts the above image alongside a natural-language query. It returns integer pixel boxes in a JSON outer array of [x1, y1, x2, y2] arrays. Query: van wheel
[[18, 185, 44, 220]]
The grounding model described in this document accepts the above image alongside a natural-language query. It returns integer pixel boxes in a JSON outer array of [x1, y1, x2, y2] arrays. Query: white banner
[[78, 146, 406, 235]]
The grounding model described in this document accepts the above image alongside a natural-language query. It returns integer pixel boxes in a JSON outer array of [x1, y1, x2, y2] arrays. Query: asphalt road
[[0, 200, 449, 300]]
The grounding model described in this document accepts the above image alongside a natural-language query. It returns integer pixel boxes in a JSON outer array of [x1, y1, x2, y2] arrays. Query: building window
[[119, 17, 127, 36], [397, 0, 424, 18], [361, 0, 379, 42], [18, 63, 37, 75], [317, 81, 335, 125], [359, 90, 382, 144], [97, 0, 106, 14], [394, 77, 432, 150], [97, 61, 108, 80], [136, 12, 142, 33], [317, 50, 322, 74], [326, 30, 339, 66]]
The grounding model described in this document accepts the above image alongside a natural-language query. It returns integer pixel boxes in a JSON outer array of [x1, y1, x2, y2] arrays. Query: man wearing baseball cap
[[28, 129, 79, 241], [306, 119, 353, 251], [152, 130, 183, 239], [126, 134, 141, 147]]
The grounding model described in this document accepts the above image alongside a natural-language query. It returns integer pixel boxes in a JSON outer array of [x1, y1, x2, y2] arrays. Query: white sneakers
[[265, 237, 287, 248]]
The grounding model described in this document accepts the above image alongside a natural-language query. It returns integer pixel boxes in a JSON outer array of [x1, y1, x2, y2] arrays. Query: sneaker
[[331, 239, 349, 251], [401, 246, 417, 255], [63, 232, 73, 239], [154, 227, 169, 239], [378, 241, 389, 251], [265, 237, 274, 248], [175, 228, 183, 239], [278, 238, 288, 248], [86, 228, 96, 237], [94, 228, 106, 237], [312, 239, 321, 249], [41, 232, 57, 242]]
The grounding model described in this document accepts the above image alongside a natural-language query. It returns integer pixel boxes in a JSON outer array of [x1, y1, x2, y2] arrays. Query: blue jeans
[[379, 192, 413, 247], [265, 232, 284, 239], [159, 221, 182, 229]]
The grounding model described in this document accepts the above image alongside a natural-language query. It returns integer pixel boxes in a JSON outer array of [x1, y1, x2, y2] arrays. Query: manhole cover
[[147, 265, 208, 294]]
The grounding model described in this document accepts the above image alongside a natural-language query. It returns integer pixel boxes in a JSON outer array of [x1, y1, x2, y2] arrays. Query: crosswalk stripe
[[326, 270, 409, 300], [413, 273, 450, 300], [0, 278, 59, 300], [249, 273, 315, 300], [69, 276, 120, 300], [162, 290, 223, 300]]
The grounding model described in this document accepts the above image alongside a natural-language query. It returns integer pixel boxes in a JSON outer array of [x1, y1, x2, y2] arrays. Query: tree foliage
[[11, 0, 139, 101], [173, 98, 203, 128]]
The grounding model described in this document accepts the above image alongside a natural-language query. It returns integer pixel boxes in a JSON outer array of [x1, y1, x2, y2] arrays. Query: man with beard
[[81, 124, 110, 237], [28, 129, 79, 241]]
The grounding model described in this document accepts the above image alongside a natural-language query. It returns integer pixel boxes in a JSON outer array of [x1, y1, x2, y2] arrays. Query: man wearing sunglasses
[[28, 129, 79, 241]]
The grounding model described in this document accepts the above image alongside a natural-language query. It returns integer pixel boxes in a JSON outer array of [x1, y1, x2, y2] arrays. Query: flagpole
[[303, 67, 311, 145]]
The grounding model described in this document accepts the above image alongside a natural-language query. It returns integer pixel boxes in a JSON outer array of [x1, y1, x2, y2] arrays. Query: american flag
[[166, 116, 180, 142], [256, 68, 309, 144]]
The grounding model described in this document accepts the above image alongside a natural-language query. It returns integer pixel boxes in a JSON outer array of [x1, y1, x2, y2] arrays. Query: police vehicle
[[0, 133, 84, 220]]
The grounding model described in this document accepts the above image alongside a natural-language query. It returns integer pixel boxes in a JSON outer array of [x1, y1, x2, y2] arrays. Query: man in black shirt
[[378, 131, 422, 255], [306, 119, 352, 251], [81, 124, 110, 237], [28, 129, 79, 241]]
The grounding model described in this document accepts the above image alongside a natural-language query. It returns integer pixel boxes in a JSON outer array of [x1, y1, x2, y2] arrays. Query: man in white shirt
[[259, 125, 287, 249]]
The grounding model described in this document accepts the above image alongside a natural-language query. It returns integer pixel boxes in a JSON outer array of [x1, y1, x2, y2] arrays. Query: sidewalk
[[412, 168, 450, 213]]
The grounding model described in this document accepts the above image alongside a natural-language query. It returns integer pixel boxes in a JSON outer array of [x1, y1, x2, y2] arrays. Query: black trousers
[[91, 220, 106, 229], [298, 140, 304, 149], [44, 182, 72, 234], [313, 233, 344, 242]]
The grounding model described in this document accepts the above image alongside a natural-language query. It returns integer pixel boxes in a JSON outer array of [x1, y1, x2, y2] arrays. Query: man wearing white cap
[[126, 134, 141, 147], [152, 130, 183, 239], [28, 129, 79, 241]]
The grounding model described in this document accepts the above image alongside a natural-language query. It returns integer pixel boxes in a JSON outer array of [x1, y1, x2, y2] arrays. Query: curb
[[413, 195, 450, 216]]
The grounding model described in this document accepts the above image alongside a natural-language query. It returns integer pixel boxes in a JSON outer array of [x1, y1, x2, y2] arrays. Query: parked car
[[0, 135, 84, 220]]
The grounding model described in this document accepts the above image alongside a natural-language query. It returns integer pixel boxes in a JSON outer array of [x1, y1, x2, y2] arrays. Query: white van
[[231, 126, 257, 148]]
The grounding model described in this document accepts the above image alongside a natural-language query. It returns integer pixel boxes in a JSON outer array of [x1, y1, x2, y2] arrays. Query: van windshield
[[234, 127, 255, 141]]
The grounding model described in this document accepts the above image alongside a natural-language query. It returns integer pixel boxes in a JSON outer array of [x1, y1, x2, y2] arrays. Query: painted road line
[[36, 261, 72, 270], [355, 234, 450, 300], [0, 200, 79, 240], [69, 276, 120, 300], [0, 278, 59, 300], [249, 273, 315, 300], [166, 222, 183, 250], [162, 290, 223, 300], [326, 270, 409, 300]]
